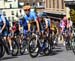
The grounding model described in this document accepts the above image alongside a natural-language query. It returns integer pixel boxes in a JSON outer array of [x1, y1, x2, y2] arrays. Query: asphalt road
[[0, 46, 75, 61]]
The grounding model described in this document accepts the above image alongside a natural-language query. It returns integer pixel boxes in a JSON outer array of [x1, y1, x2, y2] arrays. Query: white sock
[[10, 46, 12, 50], [25, 49, 28, 52]]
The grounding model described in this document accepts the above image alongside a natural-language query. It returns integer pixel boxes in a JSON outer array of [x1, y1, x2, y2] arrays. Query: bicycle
[[0, 33, 19, 58], [29, 29, 50, 58], [63, 29, 71, 51], [71, 29, 75, 54]]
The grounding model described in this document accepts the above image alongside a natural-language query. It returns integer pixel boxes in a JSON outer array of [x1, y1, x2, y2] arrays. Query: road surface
[[0, 45, 75, 61]]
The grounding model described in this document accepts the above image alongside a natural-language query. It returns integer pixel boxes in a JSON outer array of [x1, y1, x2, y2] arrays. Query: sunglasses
[[24, 9, 30, 11]]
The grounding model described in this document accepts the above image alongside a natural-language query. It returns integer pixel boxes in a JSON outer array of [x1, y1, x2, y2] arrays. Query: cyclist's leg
[[3, 30, 12, 50], [69, 27, 73, 43], [61, 27, 66, 46], [8, 34, 12, 51]]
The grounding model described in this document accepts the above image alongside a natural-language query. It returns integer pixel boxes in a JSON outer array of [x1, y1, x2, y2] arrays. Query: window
[[57, 0, 59, 8], [39, 2, 42, 6], [19, 10, 22, 13], [46, 0, 48, 8], [5, 0, 16, 2], [53, 0, 55, 8], [18, 2, 24, 8], [4, 0, 7, 1], [16, 12, 18, 17], [42, 0, 45, 2], [49, 0, 51, 8], [32, 2, 36, 7], [11, 11, 14, 15], [12, 17, 14, 21], [10, 4, 12, 8], [61, 0, 64, 9], [3, 11, 6, 16], [8, 17, 11, 21]]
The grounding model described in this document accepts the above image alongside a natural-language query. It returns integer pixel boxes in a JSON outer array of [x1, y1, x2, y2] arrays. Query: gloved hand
[[0, 30, 2, 33]]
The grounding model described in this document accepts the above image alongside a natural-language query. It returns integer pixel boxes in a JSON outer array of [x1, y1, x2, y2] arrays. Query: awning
[[64, 1, 75, 5], [45, 12, 65, 20]]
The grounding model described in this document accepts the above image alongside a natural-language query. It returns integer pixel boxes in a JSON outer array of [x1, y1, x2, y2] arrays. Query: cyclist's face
[[24, 9, 30, 14]]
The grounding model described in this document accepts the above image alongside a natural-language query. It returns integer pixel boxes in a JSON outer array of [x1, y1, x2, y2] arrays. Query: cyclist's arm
[[36, 20, 40, 32], [33, 14, 40, 32], [18, 22, 21, 31], [28, 22, 31, 31], [1, 15, 6, 31]]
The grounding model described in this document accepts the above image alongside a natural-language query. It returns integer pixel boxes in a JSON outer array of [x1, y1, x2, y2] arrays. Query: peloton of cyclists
[[0, 3, 73, 54], [60, 16, 73, 46]]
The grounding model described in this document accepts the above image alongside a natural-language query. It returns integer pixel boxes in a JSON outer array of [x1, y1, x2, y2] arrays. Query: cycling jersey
[[39, 19, 46, 31], [51, 23, 57, 31], [19, 17, 28, 30], [12, 21, 19, 35], [24, 11, 37, 23], [67, 20, 73, 28], [0, 15, 6, 28], [0, 14, 8, 36], [19, 11, 37, 35], [44, 18, 51, 27]]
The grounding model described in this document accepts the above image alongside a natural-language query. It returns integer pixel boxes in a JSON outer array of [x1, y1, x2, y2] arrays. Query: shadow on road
[[0, 56, 18, 61], [18, 53, 29, 56], [51, 49, 64, 55], [36, 47, 64, 58]]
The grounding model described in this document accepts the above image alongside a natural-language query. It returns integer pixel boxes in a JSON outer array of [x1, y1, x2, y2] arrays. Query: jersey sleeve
[[32, 12, 37, 21], [1, 15, 6, 24]]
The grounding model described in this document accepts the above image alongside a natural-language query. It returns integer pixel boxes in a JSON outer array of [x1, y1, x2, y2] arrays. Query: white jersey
[[67, 20, 73, 28], [44, 18, 51, 27]]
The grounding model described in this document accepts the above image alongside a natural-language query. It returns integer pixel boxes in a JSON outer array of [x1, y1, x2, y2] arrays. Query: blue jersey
[[47, 19, 51, 27], [24, 11, 37, 23], [19, 11, 37, 30], [0, 15, 6, 28]]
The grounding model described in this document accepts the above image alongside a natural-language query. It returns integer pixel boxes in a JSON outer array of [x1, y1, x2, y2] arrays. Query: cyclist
[[44, 16, 51, 30], [19, 3, 40, 50], [50, 19, 57, 34], [38, 16, 49, 31], [67, 17, 73, 31], [0, 14, 12, 52], [12, 21, 19, 36], [61, 16, 68, 33], [67, 17, 73, 41], [61, 16, 70, 46], [21, 3, 40, 33]]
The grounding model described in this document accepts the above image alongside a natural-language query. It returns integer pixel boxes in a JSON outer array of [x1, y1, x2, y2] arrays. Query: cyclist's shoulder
[[30, 11, 37, 16], [0, 14, 4, 19]]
